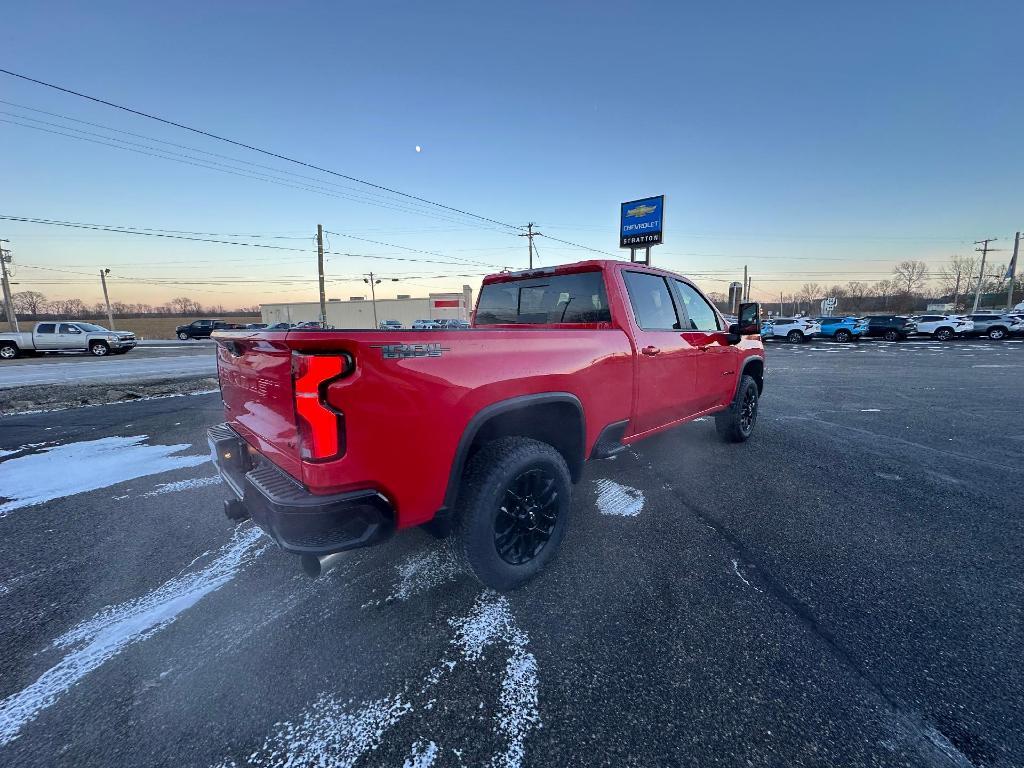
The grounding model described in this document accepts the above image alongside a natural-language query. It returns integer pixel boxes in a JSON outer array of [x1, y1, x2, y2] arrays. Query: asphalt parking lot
[[0, 340, 1021, 767]]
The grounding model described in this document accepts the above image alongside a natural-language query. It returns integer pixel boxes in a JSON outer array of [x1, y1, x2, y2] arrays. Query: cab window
[[673, 280, 721, 331], [622, 272, 680, 331], [36, 323, 56, 334], [58, 323, 81, 334]]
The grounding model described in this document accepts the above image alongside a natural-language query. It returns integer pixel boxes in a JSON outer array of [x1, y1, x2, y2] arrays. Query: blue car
[[815, 316, 869, 342]]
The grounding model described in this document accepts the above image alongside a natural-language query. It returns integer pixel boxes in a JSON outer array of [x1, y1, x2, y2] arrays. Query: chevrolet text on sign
[[620, 195, 664, 248]]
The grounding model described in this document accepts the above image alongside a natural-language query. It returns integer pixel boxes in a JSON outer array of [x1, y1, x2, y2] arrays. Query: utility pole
[[971, 238, 997, 313], [317, 224, 327, 327], [742, 265, 748, 302], [519, 223, 541, 269], [363, 273, 399, 329], [0, 239, 18, 332], [746, 275, 752, 303], [99, 268, 115, 330], [779, 292, 784, 316], [1007, 231, 1020, 310]]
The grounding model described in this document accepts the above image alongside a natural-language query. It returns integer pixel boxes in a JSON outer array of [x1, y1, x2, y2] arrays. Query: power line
[[535, 232, 624, 260], [0, 68, 524, 233]]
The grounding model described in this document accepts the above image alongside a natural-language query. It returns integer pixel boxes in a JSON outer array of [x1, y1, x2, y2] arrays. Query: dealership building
[[260, 285, 475, 328]]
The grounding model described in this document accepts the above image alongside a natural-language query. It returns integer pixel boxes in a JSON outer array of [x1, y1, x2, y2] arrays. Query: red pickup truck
[[208, 260, 764, 590]]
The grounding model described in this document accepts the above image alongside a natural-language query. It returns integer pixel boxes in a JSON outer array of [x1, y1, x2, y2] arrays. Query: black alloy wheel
[[494, 468, 559, 565]]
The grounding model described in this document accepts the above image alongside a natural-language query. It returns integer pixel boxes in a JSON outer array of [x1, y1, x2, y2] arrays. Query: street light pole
[[363, 273, 400, 329], [1007, 231, 1020, 311]]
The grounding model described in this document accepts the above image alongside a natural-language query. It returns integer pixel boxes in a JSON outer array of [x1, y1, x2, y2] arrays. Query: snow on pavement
[[0, 526, 267, 746], [0, 435, 210, 516], [594, 478, 645, 517]]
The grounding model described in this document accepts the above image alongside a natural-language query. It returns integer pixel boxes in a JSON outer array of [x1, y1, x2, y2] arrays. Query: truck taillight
[[292, 353, 351, 461]]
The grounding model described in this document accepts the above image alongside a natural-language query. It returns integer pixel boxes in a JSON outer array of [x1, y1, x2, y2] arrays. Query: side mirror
[[728, 302, 760, 344]]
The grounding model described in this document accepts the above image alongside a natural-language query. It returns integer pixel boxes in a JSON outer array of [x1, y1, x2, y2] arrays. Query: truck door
[[622, 271, 701, 434], [57, 323, 87, 351], [34, 323, 59, 350], [672, 280, 738, 412]]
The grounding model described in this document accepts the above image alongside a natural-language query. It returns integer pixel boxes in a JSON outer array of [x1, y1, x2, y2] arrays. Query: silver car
[[966, 313, 1024, 340]]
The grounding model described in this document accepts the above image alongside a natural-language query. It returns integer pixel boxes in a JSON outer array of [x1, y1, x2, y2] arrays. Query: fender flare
[[442, 392, 585, 511]]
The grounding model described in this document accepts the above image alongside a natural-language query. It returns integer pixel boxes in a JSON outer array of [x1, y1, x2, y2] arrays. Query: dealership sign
[[620, 196, 664, 248]]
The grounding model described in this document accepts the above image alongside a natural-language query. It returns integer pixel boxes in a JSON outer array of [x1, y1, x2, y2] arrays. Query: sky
[[2, 1, 1023, 309]]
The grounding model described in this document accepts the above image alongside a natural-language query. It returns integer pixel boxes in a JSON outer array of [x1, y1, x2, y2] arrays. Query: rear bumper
[[207, 423, 394, 555]]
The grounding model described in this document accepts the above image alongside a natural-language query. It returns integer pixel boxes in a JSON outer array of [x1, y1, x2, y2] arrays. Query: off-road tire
[[834, 329, 852, 343], [456, 436, 572, 591], [884, 330, 900, 342], [716, 374, 760, 443], [787, 330, 803, 344], [935, 327, 954, 341], [0, 343, 18, 360], [89, 341, 110, 357]]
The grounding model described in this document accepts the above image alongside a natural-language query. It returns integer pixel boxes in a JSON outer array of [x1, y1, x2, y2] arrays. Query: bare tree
[[845, 281, 868, 311], [12, 290, 47, 314], [872, 279, 899, 310], [798, 283, 823, 314], [170, 296, 202, 315], [111, 301, 129, 315], [50, 298, 87, 317], [937, 255, 976, 310], [892, 260, 930, 296]]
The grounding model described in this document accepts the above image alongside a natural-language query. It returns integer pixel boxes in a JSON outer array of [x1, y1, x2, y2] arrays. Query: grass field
[[0, 316, 261, 340]]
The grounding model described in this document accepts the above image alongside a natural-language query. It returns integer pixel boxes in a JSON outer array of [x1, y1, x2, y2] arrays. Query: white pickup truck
[[0, 321, 137, 359]]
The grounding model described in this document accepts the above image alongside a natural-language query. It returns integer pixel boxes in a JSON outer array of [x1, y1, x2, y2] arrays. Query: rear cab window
[[475, 270, 611, 325], [36, 323, 56, 334]]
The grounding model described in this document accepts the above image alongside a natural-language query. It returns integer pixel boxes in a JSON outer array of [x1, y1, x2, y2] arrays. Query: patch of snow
[[0, 435, 209, 516], [860, 408, 881, 412], [143, 475, 222, 497], [0, 526, 266, 746], [403, 740, 439, 768], [593, 479, 645, 517], [361, 545, 461, 608]]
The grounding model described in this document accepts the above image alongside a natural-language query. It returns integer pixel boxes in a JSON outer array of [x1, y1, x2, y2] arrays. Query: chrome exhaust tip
[[300, 551, 346, 578]]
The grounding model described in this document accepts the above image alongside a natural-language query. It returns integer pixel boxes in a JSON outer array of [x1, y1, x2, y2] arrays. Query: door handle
[[641, 345, 661, 356]]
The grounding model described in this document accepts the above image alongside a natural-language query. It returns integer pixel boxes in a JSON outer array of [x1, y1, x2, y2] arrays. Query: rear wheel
[[456, 437, 572, 591], [786, 330, 803, 343], [988, 327, 1007, 340], [716, 375, 759, 443], [935, 327, 954, 341], [834, 329, 852, 343], [0, 343, 19, 360], [89, 341, 110, 357], [883, 329, 900, 342]]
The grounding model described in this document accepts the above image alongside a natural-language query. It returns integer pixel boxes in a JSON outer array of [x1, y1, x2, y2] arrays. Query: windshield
[[75, 323, 108, 332]]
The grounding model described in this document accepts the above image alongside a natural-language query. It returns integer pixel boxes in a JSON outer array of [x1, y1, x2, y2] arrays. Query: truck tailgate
[[214, 334, 303, 481]]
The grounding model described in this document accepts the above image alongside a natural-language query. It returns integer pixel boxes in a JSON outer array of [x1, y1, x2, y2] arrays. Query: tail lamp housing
[[292, 352, 352, 461]]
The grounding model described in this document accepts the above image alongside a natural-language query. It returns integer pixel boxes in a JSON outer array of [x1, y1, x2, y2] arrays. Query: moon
[[415, 145, 422, 153]]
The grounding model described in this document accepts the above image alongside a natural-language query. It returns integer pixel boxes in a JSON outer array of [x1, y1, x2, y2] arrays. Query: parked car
[[411, 319, 440, 330], [245, 323, 268, 330], [435, 319, 471, 329], [911, 314, 974, 341], [176, 319, 241, 340], [265, 322, 293, 330], [208, 260, 765, 590], [378, 319, 403, 330], [293, 320, 326, 329], [0, 321, 137, 359], [816, 316, 869, 342], [761, 317, 819, 343], [965, 313, 1023, 340], [863, 315, 917, 342]]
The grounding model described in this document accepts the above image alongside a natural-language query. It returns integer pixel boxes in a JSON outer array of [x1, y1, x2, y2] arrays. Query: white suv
[[762, 317, 821, 343], [911, 314, 974, 341]]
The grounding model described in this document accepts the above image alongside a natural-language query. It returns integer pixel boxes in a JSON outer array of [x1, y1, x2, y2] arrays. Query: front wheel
[[177, 331, 190, 340], [834, 329, 852, 343], [456, 437, 572, 591], [89, 341, 110, 357], [716, 375, 760, 443]]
